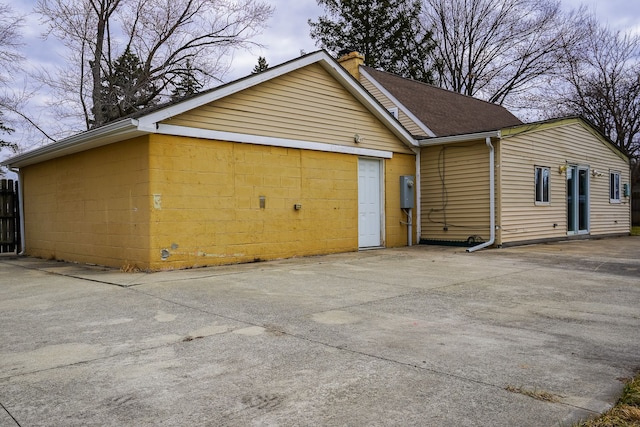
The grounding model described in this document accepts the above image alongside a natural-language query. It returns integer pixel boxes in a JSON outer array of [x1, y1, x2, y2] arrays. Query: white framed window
[[610, 171, 621, 203], [387, 107, 398, 119], [534, 166, 550, 204]]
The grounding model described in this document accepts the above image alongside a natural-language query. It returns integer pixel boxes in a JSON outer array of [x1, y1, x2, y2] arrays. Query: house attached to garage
[[339, 52, 631, 248]]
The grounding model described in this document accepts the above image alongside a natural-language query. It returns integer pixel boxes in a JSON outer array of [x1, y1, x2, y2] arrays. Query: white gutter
[[415, 148, 421, 242], [418, 130, 500, 147], [9, 168, 25, 255], [467, 137, 496, 252], [1, 119, 141, 168]]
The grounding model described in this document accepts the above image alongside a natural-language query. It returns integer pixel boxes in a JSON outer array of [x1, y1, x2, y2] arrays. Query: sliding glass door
[[567, 165, 589, 235]]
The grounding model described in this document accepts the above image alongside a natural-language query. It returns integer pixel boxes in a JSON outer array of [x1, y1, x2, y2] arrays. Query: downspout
[[467, 137, 495, 252], [415, 148, 421, 245], [10, 167, 25, 255]]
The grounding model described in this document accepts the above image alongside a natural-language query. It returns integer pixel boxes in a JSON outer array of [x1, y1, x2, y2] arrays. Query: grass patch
[[573, 374, 640, 426], [631, 227, 640, 236], [505, 385, 561, 402]]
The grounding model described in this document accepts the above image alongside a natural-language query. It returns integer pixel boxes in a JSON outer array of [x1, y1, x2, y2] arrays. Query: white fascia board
[[418, 130, 501, 147], [2, 119, 142, 168], [359, 68, 436, 138], [315, 59, 418, 149], [137, 51, 331, 131], [156, 124, 394, 159]]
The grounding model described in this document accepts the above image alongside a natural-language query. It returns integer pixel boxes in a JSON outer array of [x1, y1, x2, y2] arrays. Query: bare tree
[[36, 0, 273, 129], [422, 0, 588, 106], [0, 2, 24, 154], [0, 3, 23, 83], [554, 21, 640, 163]]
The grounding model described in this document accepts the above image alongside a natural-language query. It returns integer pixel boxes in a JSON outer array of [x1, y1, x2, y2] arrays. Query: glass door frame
[[567, 164, 590, 235]]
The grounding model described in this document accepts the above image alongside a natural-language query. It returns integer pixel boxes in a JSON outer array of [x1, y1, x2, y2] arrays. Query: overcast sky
[[234, 0, 640, 79], [13, 0, 638, 84], [2, 0, 640, 162]]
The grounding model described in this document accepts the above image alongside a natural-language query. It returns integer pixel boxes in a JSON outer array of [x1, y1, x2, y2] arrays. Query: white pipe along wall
[[467, 137, 496, 252]]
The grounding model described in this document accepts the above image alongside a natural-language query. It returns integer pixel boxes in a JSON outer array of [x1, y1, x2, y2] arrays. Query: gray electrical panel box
[[400, 175, 415, 209]]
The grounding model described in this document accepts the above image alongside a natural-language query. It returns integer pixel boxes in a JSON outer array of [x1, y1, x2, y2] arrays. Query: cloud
[[562, 0, 640, 33], [225, 0, 324, 80]]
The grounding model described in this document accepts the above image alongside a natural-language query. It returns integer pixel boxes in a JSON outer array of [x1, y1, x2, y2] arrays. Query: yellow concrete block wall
[[148, 135, 363, 269], [21, 137, 151, 268], [20, 132, 415, 270], [148, 135, 416, 270]]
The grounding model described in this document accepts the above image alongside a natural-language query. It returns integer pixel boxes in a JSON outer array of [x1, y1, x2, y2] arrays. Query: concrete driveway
[[1, 237, 639, 426]]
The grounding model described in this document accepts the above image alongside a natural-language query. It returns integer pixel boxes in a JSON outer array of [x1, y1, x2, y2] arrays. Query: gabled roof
[[417, 115, 629, 162], [2, 50, 417, 169], [361, 66, 523, 137], [502, 116, 629, 161]]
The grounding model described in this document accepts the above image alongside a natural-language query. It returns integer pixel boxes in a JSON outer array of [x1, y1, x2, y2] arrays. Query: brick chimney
[[337, 51, 364, 80]]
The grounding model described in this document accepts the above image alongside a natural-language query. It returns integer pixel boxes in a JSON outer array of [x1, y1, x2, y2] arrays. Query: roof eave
[[418, 130, 501, 146], [2, 119, 143, 168]]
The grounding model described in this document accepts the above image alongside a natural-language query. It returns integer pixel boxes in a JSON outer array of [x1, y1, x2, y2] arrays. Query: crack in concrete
[[0, 258, 614, 419], [0, 399, 22, 426]]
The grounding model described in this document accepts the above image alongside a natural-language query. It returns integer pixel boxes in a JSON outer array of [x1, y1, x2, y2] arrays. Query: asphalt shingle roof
[[362, 66, 523, 137]]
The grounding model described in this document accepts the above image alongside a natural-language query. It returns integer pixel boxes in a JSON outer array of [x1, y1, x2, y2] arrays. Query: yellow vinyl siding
[[359, 74, 427, 137], [500, 120, 630, 244], [420, 141, 491, 242], [165, 63, 414, 155], [20, 137, 151, 268]]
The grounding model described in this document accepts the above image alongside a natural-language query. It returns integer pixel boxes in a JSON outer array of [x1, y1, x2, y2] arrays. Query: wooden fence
[[0, 179, 20, 254]]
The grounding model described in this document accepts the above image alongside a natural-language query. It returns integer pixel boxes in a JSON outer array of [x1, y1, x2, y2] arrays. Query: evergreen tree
[[171, 60, 203, 101], [93, 47, 159, 125], [309, 0, 435, 83], [252, 56, 269, 73]]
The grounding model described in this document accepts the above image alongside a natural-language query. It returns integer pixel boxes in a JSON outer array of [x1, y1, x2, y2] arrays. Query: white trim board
[[155, 124, 394, 159]]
